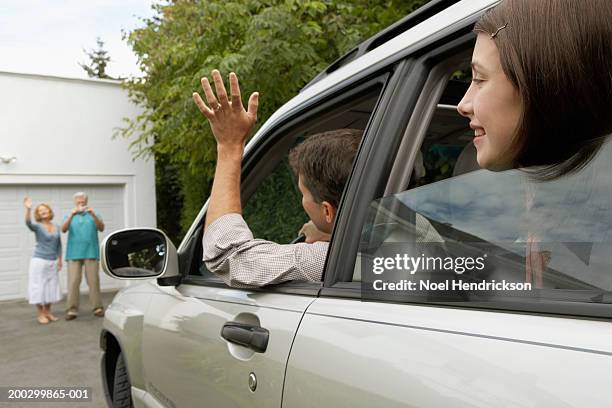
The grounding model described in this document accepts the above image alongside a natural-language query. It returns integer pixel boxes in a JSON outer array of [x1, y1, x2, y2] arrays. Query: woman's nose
[[457, 87, 473, 118]]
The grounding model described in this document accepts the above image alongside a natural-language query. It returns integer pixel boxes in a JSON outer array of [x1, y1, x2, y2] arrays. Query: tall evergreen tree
[[79, 37, 115, 79]]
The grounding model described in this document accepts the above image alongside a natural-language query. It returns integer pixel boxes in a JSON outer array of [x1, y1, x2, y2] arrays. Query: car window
[[351, 59, 473, 283], [360, 141, 612, 294], [242, 158, 307, 243], [353, 58, 612, 308], [188, 82, 386, 281]]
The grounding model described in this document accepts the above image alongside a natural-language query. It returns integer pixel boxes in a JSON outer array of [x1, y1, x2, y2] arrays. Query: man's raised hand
[[192, 70, 259, 150]]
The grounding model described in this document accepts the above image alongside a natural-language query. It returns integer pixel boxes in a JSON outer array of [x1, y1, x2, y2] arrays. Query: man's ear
[[321, 201, 337, 224]]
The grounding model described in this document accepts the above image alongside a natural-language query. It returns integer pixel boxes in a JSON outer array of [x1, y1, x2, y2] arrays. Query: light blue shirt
[[26, 220, 62, 261], [64, 212, 102, 260]]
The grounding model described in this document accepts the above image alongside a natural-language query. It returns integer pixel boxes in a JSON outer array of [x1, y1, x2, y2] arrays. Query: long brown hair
[[475, 0, 612, 179]]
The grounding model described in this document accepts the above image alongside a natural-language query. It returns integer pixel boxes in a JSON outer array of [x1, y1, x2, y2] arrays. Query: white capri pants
[[27, 257, 62, 305]]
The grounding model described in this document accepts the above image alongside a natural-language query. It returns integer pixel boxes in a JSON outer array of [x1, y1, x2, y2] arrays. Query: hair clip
[[491, 23, 508, 38]]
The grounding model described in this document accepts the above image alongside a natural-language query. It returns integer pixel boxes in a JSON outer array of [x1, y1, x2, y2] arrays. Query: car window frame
[[178, 72, 392, 296], [322, 26, 478, 290]]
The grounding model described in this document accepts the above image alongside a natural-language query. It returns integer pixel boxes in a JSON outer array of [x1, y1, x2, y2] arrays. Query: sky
[[0, 0, 158, 79]]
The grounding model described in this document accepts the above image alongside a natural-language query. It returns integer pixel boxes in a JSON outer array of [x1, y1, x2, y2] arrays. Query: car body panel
[[139, 284, 315, 407], [131, 386, 165, 408], [102, 282, 157, 391], [283, 298, 612, 407]]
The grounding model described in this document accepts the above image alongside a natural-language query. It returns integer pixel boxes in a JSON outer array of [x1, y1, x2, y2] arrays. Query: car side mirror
[[101, 228, 179, 281]]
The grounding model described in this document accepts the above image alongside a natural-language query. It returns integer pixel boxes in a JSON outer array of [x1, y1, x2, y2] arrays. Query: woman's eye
[[471, 78, 485, 85]]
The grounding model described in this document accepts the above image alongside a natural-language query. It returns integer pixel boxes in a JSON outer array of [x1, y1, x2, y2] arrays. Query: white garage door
[[0, 184, 126, 302]]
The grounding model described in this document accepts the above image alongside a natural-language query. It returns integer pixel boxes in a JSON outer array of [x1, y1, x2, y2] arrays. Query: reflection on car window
[[243, 158, 308, 243], [358, 136, 612, 304]]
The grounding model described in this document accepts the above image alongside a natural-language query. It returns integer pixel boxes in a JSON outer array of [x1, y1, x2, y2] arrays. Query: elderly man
[[61, 192, 105, 320]]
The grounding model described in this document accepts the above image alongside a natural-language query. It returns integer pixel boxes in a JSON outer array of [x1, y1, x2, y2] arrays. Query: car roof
[[246, 0, 497, 151]]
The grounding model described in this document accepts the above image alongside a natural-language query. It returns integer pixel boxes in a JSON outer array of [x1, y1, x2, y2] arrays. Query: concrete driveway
[[0, 291, 118, 408]]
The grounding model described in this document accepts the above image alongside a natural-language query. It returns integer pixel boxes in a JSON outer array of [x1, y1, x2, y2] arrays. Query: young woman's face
[[457, 33, 523, 170]]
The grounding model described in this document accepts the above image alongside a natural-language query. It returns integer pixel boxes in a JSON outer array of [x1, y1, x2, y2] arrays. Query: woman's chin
[[476, 152, 513, 172]]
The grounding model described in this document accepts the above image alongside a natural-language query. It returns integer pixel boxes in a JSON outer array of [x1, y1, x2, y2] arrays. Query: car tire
[[112, 352, 133, 408]]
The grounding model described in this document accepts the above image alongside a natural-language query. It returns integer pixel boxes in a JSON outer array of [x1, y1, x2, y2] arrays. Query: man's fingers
[[197, 70, 257, 120], [229, 72, 242, 109], [200, 77, 219, 110], [211, 70, 230, 108], [247, 92, 259, 121], [192, 92, 214, 118]]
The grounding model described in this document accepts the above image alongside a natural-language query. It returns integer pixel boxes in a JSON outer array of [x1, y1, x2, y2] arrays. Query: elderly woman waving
[[24, 196, 63, 324]]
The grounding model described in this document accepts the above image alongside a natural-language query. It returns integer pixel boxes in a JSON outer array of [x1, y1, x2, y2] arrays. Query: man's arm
[[299, 220, 332, 243], [192, 70, 258, 228], [193, 70, 327, 288], [203, 214, 328, 287], [207, 145, 243, 227], [57, 230, 62, 271], [87, 208, 105, 232], [61, 212, 75, 233]]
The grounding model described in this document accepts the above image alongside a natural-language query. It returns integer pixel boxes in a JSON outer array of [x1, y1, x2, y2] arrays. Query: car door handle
[[221, 322, 269, 353]]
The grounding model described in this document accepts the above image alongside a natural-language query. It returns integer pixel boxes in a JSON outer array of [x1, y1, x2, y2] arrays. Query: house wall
[[0, 71, 156, 301]]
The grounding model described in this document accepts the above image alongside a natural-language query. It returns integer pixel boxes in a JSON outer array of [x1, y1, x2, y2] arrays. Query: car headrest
[[452, 142, 480, 177]]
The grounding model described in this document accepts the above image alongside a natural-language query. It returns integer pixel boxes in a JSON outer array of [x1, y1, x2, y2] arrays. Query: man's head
[[73, 192, 88, 208], [288, 129, 362, 234]]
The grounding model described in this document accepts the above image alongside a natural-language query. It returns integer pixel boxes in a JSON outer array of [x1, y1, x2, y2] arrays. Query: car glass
[[358, 136, 612, 304]]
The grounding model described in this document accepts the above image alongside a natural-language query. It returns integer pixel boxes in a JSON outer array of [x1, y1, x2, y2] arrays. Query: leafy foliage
[[243, 159, 309, 243], [121, 0, 431, 243]]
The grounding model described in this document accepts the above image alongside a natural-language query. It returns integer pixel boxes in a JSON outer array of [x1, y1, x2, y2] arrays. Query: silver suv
[[99, 0, 612, 407]]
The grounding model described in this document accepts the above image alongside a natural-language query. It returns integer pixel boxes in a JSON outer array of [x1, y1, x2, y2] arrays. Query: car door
[[282, 20, 612, 408], [142, 284, 315, 407], [139, 75, 389, 407]]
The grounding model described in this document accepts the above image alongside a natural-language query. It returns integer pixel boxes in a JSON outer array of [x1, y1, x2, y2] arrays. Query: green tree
[[79, 37, 115, 79], [121, 0, 431, 242]]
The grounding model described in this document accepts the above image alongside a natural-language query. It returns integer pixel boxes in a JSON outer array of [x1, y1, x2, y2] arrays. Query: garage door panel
[[0, 258, 21, 273], [0, 232, 21, 250], [89, 187, 116, 201], [0, 209, 19, 224], [59, 189, 76, 201], [94, 205, 117, 224], [0, 278, 22, 299], [0, 188, 19, 201]]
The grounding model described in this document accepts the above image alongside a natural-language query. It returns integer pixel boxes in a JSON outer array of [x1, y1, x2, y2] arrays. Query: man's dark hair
[[288, 128, 362, 208]]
